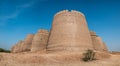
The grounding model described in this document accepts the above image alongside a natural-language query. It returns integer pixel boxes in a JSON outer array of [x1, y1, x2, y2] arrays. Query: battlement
[[54, 10, 84, 17]]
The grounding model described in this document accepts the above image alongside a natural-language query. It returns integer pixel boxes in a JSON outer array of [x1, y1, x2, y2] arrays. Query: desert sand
[[0, 52, 120, 66]]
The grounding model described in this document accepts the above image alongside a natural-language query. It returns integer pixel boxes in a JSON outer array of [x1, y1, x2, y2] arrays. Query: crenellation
[[53, 11, 86, 26], [54, 10, 84, 19]]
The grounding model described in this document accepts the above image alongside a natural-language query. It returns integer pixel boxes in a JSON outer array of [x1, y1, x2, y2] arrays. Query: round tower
[[23, 34, 34, 51], [47, 10, 93, 53], [90, 31, 108, 52], [11, 40, 24, 53], [31, 30, 49, 52]]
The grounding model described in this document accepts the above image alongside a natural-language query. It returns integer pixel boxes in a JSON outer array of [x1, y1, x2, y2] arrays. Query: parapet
[[54, 10, 85, 18]]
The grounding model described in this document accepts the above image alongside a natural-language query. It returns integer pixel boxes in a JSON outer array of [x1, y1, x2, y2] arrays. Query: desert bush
[[82, 49, 96, 61], [0, 48, 10, 53]]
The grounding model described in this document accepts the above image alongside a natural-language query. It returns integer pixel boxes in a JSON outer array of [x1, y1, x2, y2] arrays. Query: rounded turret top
[[25, 34, 34, 39], [54, 10, 85, 17]]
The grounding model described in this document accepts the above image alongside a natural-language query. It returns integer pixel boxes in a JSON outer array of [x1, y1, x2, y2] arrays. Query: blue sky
[[0, 0, 120, 51]]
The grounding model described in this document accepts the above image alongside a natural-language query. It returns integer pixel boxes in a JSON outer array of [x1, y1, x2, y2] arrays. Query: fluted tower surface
[[47, 10, 93, 52], [11, 40, 24, 53], [90, 31, 108, 52], [23, 34, 34, 51], [31, 30, 49, 52]]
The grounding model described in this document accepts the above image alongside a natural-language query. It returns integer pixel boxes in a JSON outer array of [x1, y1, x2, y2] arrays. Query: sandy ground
[[0, 52, 120, 66]]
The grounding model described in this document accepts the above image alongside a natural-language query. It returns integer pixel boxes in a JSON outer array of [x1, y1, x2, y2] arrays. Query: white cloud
[[18, 1, 35, 8], [0, 9, 21, 26], [0, 1, 36, 26]]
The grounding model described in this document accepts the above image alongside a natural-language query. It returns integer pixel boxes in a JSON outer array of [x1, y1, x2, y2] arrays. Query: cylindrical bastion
[[23, 34, 34, 51], [31, 30, 49, 52], [90, 31, 108, 52], [47, 10, 93, 53]]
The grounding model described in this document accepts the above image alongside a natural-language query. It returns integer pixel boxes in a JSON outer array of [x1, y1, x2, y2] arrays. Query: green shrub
[[82, 49, 96, 61], [0, 48, 10, 53], [0, 48, 4, 52]]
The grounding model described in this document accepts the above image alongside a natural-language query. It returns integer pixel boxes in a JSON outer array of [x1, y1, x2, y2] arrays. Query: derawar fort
[[11, 10, 108, 53]]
